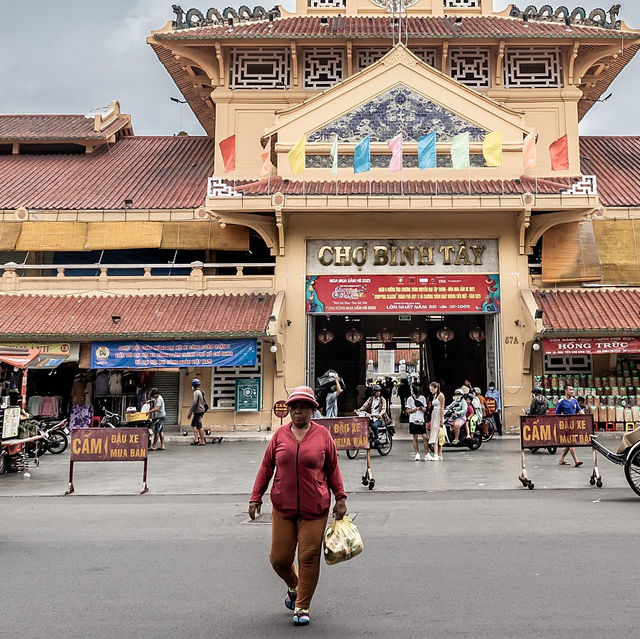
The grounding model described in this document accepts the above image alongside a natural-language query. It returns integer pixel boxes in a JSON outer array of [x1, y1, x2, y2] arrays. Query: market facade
[[2, 0, 640, 432]]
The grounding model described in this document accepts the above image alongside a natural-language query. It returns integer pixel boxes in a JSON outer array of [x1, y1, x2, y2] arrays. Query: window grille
[[308, 0, 346, 6], [229, 48, 289, 89], [411, 48, 437, 67], [303, 48, 344, 89], [355, 48, 389, 71], [544, 355, 592, 375], [504, 48, 562, 88], [444, 0, 479, 7], [211, 342, 263, 409], [449, 47, 490, 88]]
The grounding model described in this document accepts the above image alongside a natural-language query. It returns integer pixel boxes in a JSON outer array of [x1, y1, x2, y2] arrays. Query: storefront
[[303, 239, 502, 412]]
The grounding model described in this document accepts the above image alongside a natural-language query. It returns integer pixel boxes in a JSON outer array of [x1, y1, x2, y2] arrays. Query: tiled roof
[[580, 137, 640, 208], [534, 289, 640, 333], [0, 136, 214, 210], [0, 114, 130, 142], [234, 176, 574, 196], [0, 293, 276, 340], [158, 15, 639, 41]]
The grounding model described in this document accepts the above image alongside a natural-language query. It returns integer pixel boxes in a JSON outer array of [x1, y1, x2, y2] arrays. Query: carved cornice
[[172, 5, 281, 30]]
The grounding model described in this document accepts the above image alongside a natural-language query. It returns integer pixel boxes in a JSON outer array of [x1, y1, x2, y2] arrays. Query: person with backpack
[[188, 378, 207, 446], [528, 387, 548, 417]]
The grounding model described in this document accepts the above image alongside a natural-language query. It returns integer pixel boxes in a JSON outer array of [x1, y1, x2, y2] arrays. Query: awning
[[0, 347, 40, 368]]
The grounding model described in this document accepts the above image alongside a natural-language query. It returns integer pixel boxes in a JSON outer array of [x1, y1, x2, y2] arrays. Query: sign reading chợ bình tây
[[65, 428, 149, 495]]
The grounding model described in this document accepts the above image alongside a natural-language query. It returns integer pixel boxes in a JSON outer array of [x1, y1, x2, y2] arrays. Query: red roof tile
[[0, 114, 130, 142], [234, 176, 573, 196], [580, 137, 640, 208], [157, 15, 638, 41], [0, 293, 275, 339], [0, 136, 214, 210], [534, 289, 640, 333]]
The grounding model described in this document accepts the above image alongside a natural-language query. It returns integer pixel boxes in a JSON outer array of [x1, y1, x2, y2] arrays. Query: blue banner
[[91, 339, 257, 369]]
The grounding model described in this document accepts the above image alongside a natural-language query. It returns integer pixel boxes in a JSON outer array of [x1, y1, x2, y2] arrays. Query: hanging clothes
[[95, 371, 110, 396], [39, 396, 59, 417], [108, 372, 123, 395], [71, 378, 86, 405], [70, 404, 93, 429], [28, 395, 42, 415]]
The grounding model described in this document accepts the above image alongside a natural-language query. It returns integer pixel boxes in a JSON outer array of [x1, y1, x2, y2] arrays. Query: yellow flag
[[483, 131, 503, 167], [288, 136, 306, 175]]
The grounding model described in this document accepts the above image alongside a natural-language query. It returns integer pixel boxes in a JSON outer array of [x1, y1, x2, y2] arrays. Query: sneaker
[[424, 453, 433, 461], [293, 609, 310, 626], [414, 453, 421, 461], [438, 455, 444, 461], [285, 587, 297, 610]]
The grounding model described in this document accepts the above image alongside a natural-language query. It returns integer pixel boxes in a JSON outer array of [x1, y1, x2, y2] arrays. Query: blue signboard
[[91, 339, 257, 369]]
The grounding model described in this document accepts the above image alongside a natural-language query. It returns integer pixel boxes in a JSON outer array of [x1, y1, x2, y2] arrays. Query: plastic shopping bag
[[323, 516, 363, 566]]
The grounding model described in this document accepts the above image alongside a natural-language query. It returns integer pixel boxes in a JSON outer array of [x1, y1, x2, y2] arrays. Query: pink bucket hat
[[285, 386, 319, 409]]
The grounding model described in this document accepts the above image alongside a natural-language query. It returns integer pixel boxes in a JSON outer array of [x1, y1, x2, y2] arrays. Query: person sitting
[[446, 389, 468, 445], [355, 384, 387, 446]]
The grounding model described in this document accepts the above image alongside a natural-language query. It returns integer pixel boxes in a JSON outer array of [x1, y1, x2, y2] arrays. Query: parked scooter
[[346, 412, 395, 458], [34, 417, 69, 455]]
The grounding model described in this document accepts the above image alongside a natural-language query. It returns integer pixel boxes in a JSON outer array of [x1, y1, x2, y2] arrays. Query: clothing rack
[[94, 394, 137, 420]]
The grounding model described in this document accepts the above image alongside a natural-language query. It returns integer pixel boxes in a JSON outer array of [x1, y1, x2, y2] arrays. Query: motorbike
[[346, 412, 395, 458], [443, 410, 482, 450], [35, 417, 69, 455], [481, 414, 496, 442]]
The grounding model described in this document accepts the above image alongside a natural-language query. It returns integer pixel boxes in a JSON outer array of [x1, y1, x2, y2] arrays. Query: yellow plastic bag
[[323, 516, 364, 566]]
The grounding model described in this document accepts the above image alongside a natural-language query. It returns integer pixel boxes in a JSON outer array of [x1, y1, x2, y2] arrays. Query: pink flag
[[260, 150, 270, 177], [388, 133, 403, 172], [523, 132, 537, 171]]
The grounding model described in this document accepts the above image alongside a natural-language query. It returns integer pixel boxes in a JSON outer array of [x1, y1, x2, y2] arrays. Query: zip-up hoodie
[[250, 422, 347, 520]]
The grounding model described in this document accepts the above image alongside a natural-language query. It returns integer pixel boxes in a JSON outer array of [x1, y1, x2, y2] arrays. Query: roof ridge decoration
[[509, 4, 622, 30], [171, 4, 281, 29]]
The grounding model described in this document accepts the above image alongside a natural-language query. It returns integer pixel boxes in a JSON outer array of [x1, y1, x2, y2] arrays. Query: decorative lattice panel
[[211, 342, 263, 409], [355, 48, 390, 71], [229, 48, 289, 89], [303, 48, 344, 89], [444, 0, 480, 7], [543, 355, 592, 375], [450, 48, 490, 88], [504, 48, 562, 88], [411, 48, 437, 67], [308, 0, 346, 6]]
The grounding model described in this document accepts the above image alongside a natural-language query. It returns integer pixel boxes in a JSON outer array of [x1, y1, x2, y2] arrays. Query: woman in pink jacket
[[249, 386, 347, 626]]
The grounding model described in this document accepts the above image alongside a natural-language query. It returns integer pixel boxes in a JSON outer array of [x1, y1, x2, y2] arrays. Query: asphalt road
[[3, 489, 639, 639]]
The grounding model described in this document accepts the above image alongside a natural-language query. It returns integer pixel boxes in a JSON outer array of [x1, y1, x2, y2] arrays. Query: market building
[[3, 1, 640, 432]]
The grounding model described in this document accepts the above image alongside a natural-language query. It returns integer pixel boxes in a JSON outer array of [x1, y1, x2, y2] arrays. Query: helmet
[[150, 387, 159, 395], [532, 387, 543, 395], [372, 384, 382, 391], [191, 378, 201, 387]]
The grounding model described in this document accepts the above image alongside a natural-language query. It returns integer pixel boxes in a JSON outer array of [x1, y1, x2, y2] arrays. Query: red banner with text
[[543, 337, 640, 355], [305, 274, 500, 314]]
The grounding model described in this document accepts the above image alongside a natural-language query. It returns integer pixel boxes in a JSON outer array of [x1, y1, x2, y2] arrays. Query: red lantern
[[317, 329, 334, 344], [469, 327, 486, 343], [377, 328, 394, 343], [345, 328, 363, 343], [436, 327, 455, 343], [410, 328, 427, 343]]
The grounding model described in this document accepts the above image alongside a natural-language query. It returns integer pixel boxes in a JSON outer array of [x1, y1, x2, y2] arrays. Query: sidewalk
[[0, 436, 627, 497]]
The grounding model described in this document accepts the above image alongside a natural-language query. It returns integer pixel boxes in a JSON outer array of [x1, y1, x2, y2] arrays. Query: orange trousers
[[270, 510, 328, 610]]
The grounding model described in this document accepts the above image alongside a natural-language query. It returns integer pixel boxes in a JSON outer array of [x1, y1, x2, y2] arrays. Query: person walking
[[428, 382, 445, 460], [397, 378, 411, 420], [556, 385, 584, 467], [324, 374, 342, 418], [485, 381, 502, 435], [249, 386, 347, 627], [406, 384, 429, 461], [147, 387, 166, 451], [188, 378, 207, 446]]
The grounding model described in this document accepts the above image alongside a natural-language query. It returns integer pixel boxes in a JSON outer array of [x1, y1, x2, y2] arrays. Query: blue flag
[[353, 136, 371, 174], [418, 132, 437, 169]]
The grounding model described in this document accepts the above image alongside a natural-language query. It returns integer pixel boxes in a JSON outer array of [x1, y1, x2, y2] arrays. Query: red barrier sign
[[314, 417, 370, 450], [273, 401, 289, 419], [306, 274, 500, 314], [66, 428, 149, 495], [543, 337, 640, 355], [520, 414, 594, 449]]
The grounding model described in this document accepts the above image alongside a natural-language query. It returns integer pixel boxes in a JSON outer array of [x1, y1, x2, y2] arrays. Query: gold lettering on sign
[[373, 246, 388, 266], [471, 245, 486, 265], [454, 241, 472, 266], [388, 245, 400, 267], [418, 246, 435, 266], [439, 245, 455, 265], [334, 246, 352, 266], [318, 246, 333, 266], [352, 245, 367, 268]]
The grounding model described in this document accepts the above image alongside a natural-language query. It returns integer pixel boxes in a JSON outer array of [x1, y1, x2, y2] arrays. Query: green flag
[[451, 132, 470, 170], [330, 135, 338, 177]]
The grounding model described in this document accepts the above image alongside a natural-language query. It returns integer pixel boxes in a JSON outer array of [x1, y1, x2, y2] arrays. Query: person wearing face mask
[[485, 381, 502, 435]]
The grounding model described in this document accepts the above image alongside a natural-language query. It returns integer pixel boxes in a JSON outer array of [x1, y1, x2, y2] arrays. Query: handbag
[[323, 516, 364, 566]]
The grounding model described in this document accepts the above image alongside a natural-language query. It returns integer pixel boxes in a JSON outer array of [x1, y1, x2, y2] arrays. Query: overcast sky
[[1, 0, 639, 136]]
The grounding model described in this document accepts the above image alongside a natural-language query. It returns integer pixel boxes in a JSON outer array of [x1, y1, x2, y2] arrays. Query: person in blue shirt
[[555, 385, 583, 467]]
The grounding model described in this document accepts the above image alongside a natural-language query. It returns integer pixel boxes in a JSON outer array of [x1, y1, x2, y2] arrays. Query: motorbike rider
[[446, 389, 468, 445], [355, 384, 387, 446], [528, 387, 548, 416]]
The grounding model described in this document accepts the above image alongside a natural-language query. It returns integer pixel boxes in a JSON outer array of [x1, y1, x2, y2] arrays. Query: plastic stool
[[90, 416, 101, 428], [625, 422, 636, 432], [605, 422, 616, 431]]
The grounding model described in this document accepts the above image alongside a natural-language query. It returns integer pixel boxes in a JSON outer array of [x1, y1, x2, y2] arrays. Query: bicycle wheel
[[624, 443, 640, 497], [346, 449, 360, 459]]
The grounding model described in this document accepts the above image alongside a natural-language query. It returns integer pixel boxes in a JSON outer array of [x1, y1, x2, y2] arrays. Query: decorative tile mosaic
[[306, 154, 487, 168], [308, 85, 486, 143]]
